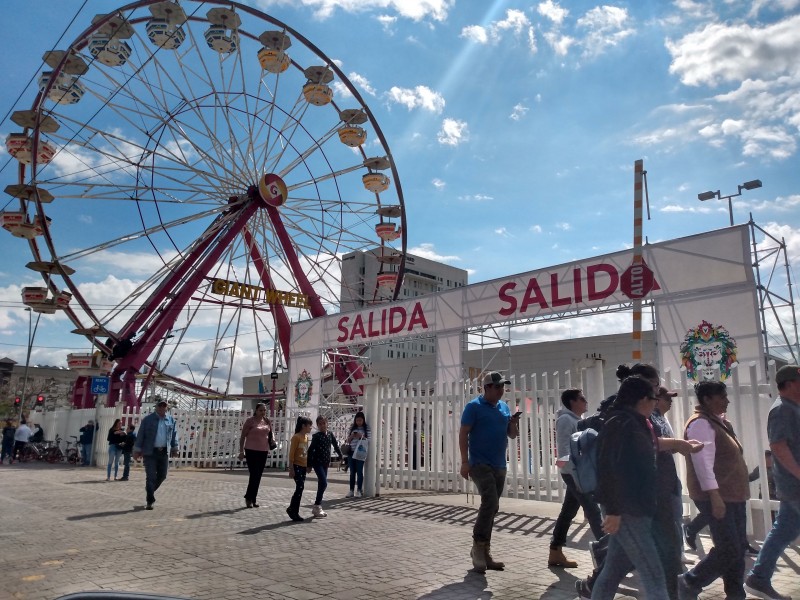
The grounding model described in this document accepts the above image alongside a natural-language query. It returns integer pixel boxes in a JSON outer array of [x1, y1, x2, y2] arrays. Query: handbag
[[352, 437, 368, 461], [341, 441, 352, 457]]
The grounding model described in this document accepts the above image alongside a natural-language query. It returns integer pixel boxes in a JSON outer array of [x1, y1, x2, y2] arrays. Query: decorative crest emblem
[[295, 369, 313, 407], [679, 320, 738, 382]]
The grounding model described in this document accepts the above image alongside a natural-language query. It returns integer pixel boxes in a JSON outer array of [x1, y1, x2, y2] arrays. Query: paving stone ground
[[1, 462, 798, 599]]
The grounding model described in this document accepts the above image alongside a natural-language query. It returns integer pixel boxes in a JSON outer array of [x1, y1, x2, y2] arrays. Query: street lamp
[[697, 179, 762, 226], [180, 362, 196, 385], [18, 307, 42, 421]]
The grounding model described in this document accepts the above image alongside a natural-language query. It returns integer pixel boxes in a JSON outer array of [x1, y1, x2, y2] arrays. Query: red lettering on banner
[[550, 273, 571, 307], [520, 278, 548, 312], [573, 268, 583, 303], [498, 282, 518, 316], [337, 317, 349, 343], [337, 302, 429, 342], [587, 264, 618, 301]]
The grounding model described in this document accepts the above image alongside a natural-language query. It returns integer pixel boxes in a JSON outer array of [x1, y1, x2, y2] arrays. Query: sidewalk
[[1, 463, 798, 599]]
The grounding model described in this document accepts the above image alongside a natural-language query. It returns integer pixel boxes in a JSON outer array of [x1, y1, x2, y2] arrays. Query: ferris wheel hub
[[258, 173, 288, 208]]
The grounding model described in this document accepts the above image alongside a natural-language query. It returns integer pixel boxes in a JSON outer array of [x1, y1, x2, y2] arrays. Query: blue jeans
[[470, 463, 507, 544], [749, 498, 800, 585], [107, 446, 122, 479], [81, 443, 92, 466], [591, 514, 668, 600], [143, 448, 169, 504], [348, 457, 364, 492], [313, 463, 328, 505], [684, 500, 746, 599]]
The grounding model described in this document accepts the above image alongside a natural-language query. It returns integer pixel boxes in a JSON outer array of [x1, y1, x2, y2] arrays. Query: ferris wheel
[[3, 0, 407, 407]]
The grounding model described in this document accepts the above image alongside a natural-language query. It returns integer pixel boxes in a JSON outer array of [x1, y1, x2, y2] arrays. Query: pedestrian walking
[[119, 423, 136, 481], [345, 411, 370, 498], [237, 402, 276, 508], [1, 419, 15, 464], [106, 419, 126, 481], [286, 416, 312, 522], [745, 365, 800, 600], [459, 371, 520, 573], [307, 415, 343, 517], [13, 419, 32, 462], [550, 388, 603, 568], [679, 381, 750, 600], [132, 400, 179, 510], [79, 420, 95, 466]]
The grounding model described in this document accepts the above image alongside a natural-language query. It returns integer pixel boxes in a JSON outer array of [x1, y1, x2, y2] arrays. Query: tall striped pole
[[632, 160, 644, 362]]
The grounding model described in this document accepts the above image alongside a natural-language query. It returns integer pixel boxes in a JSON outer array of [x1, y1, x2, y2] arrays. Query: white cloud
[[386, 85, 445, 113], [460, 9, 536, 53], [543, 31, 575, 56], [376, 14, 397, 32], [659, 204, 715, 214], [667, 15, 800, 87], [555, 221, 571, 231], [510, 103, 529, 121], [576, 6, 635, 58], [332, 81, 353, 99], [408, 242, 460, 262], [460, 25, 488, 44], [78, 215, 93, 225], [537, 0, 568, 25], [494, 227, 512, 237], [437, 118, 469, 146], [457, 194, 493, 201], [432, 178, 446, 190], [348, 72, 377, 96], [530, 225, 543, 233], [283, 0, 453, 22]]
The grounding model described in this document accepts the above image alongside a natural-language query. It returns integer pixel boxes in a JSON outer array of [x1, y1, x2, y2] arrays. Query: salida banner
[[288, 225, 755, 352]]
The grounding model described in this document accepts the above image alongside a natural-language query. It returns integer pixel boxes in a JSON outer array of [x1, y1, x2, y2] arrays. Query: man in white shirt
[[13, 419, 33, 462]]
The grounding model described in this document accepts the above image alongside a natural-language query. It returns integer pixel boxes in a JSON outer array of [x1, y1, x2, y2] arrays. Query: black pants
[[313, 463, 328, 505], [551, 473, 604, 548], [288, 465, 306, 515], [143, 448, 169, 504], [244, 449, 268, 502], [684, 500, 747, 598]]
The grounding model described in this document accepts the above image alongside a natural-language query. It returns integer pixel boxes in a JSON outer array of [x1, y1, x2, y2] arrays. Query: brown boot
[[548, 546, 578, 568], [484, 543, 505, 570], [470, 541, 487, 573]]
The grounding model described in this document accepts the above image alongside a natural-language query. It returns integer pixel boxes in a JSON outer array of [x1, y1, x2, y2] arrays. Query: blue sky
[[0, 0, 798, 391]]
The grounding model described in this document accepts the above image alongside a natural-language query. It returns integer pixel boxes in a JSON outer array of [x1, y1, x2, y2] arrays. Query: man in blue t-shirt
[[459, 371, 520, 573], [746, 365, 800, 600]]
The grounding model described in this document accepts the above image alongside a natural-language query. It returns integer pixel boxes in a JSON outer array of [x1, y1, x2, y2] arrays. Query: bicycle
[[44, 436, 65, 463], [64, 436, 80, 464]]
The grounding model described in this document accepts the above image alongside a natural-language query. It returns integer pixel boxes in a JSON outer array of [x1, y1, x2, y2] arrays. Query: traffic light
[[36, 395, 44, 407], [14, 397, 21, 407]]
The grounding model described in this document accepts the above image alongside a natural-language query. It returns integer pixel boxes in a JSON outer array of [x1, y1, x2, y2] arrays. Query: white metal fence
[[37, 362, 781, 540]]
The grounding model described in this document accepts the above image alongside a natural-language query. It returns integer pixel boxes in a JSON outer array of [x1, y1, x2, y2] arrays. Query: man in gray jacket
[[133, 400, 178, 510], [550, 388, 604, 568]]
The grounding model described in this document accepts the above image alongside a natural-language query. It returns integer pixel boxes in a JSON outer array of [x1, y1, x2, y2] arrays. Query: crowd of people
[[459, 364, 799, 600]]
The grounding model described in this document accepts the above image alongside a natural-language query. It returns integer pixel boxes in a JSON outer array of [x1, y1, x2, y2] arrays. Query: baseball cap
[[483, 371, 510, 386], [776, 365, 800, 385], [656, 386, 677, 399], [156, 399, 169, 407]]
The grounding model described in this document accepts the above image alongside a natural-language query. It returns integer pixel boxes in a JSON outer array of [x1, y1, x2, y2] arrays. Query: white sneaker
[[312, 505, 327, 517], [346, 490, 354, 498], [356, 490, 363, 497]]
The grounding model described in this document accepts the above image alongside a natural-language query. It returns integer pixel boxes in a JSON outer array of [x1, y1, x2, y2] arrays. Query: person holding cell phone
[[459, 371, 520, 574], [550, 388, 604, 568]]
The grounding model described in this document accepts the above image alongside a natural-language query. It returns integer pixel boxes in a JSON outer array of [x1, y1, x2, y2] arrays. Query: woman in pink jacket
[[238, 403, 276, 508]]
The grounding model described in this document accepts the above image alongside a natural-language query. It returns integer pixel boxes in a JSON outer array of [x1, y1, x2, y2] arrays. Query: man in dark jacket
[[79, 420, 95, 466], [119, 423, 136, 481]]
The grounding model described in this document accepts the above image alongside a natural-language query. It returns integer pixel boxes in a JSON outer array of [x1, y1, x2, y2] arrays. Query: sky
[[0, 0, 798, 395]]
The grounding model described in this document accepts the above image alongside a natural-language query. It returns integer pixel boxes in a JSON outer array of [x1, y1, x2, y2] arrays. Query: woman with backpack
[[550, 388, 603, 568]]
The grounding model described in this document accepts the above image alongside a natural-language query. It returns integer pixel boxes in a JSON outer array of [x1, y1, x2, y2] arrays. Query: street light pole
[[18, 308, 42, 422], [697, 179, 762, 226]]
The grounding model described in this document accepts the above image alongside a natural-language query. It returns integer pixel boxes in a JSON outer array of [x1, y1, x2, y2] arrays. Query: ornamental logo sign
[[679, 320, 738, 382], [295, 369, 313, 407]]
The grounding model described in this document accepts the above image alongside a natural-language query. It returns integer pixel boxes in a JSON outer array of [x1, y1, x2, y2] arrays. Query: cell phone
[[512, 411, 522, 418]]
